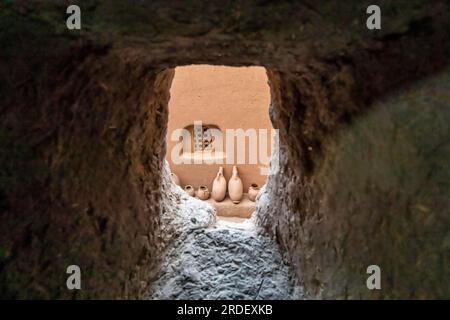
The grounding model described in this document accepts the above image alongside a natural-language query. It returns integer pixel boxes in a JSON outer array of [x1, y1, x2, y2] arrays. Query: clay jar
[[196, 186, 210, 200], [212, 166, 227, 202], [248, 183, 260, 202], [184, 185, 195, 197], [170, 173, 180, 186], [228, 166, 243, 204]]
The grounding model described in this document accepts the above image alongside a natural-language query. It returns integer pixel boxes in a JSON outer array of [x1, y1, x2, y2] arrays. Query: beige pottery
[[184, 185, 195, 197], [197, 185, 210, 200], [212, 167, 227, 202], [228, 166, 243, 204], [248, 183, 260, 202]]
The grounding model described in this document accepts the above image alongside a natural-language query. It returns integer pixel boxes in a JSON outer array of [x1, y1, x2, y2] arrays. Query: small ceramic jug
[[248, 183, 260, 202], [184, 185, 195, 197], [196, 186, 210, 200], [212, 167, 227, 202], [228, 166, 243, 204]]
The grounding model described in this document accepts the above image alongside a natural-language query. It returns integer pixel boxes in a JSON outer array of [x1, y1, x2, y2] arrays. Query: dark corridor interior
[[0, 1, 449, 300]]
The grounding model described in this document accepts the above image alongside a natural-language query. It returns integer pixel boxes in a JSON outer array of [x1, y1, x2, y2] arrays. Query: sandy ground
[[146, 178, 303, 299]]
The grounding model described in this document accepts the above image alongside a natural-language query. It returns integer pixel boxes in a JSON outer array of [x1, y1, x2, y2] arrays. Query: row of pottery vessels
[[170, 166, 260, 203]]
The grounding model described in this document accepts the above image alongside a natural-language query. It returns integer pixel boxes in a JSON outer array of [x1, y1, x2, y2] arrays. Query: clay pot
[[228, 166, 243, 204], [196, 185, 210, 200], [184, 185, 195, 197], [248, 183, 260, 202], [212, 167, 227, 202], [170, 173, 180, 186]]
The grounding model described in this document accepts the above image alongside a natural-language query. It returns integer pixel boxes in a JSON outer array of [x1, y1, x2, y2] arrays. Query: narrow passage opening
[[147, 65, 301, 299], [166, 65, 274, 221]]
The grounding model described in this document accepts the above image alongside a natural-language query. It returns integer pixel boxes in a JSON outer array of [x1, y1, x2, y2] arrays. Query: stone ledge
[[205, 194, 256, 218]]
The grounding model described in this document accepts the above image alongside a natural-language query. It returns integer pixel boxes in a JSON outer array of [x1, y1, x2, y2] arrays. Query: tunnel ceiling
[[1, 1, 445, 69]]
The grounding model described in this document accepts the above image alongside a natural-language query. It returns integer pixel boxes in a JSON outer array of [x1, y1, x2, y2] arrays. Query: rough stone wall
[[258, 69, 450, 299], [255, 8, 450, 298], [0, 35, 175, 298], [1, 0, 449, 299]]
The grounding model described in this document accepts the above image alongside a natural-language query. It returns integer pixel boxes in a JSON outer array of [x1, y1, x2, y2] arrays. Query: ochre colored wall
[[166, 65, 272, 191]]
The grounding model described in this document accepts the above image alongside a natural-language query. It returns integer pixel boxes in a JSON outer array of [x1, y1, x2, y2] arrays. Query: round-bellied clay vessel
[[212, 167, 227, 202], [197, 186, 209, 200], [184, 185, 195, 197], [228, 166, 243, 204], [248, 183, 260, 202], [196, 185, 210, 200]]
